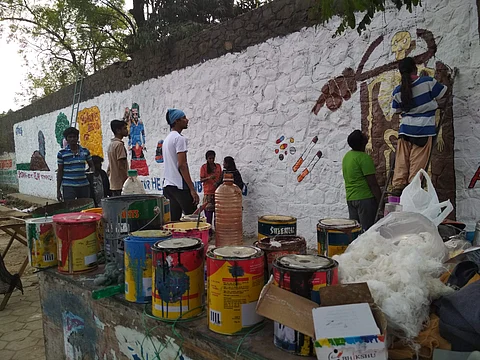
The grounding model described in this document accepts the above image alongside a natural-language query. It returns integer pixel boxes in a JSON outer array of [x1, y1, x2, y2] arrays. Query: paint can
[[26, 217, 57, 268], [253, 235, 307, 281], [81, 208, 104, 254], [180, 214, 206, 223], [124, 230, 172, 303], [32, 198, 94, 218], [163, 221, 211, 249], [258, 215, 297, 240], [102, 195, 170, 268], [272, 254, 338, 356], [317, 218, 362, 257], [152, 237, 204, 320], [53, 212, 102, 274], [207, 246, 264, 335]]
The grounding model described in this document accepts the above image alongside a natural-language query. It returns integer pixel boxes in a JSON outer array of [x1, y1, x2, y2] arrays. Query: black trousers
[[163, 186, 196, 221]]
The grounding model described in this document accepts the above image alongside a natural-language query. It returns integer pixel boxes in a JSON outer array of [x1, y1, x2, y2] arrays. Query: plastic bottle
[[215, 173, 243, 246], [384, 195, 402, 217], [122, 170, 146, 195]]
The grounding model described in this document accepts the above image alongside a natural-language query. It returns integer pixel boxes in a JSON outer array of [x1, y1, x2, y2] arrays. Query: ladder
[[69, 57, 87, 128]]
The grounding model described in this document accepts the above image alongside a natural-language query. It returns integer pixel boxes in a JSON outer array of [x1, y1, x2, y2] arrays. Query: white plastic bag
[[400, 169, 453, 226]]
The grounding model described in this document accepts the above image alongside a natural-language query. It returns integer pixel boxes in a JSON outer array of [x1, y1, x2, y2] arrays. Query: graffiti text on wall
[[18, 170, 54, 181], [468, 167, 480, 189], [0, 159, 13, 169], [141, 177, 203, 193]]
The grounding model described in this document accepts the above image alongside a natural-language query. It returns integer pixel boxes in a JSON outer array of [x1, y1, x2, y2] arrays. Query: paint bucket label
[[317, 219, 361, 257], [26, 218, 57, 268], [272, 255, 338, 356], [152, 238, 204, 320], [53, 213, 100, 274], [124, 230, 172, 303], [207, 246, 264, 335], [258, 215, 297, 240]]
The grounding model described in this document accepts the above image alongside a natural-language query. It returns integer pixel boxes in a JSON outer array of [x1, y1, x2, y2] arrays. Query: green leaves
[[313, 0, 422, 35]]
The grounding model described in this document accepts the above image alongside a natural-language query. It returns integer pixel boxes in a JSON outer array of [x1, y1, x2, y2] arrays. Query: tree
[[1, 0, 135, 102], [312, 0, 422, 35]]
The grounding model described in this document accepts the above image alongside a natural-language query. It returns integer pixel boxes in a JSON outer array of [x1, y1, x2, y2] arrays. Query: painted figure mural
[[312, 29, 455, 205], [126, 103, 149, 176], [29, 130, 49, 171], [78, 106, 104, 157]]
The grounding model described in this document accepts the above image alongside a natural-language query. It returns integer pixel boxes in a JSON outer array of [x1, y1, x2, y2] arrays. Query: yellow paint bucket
[[81, 208, 103, 253], [152, 237, 204, 319], [258, 215, 297, 240], [53, 212, 101, 274], [317, 218, 362, 257], [26, 217, 57, 268], [207, 246, 264, 335]]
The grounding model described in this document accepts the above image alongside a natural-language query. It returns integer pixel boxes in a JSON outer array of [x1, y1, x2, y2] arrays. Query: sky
[[0, 0, 134, 113]]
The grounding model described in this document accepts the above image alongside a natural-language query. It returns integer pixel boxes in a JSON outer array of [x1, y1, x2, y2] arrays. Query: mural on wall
[[468, 167, 480, 189], [0, 154, 18, 186], [62, 311, 85, 360], [155, 140, 164, 163], [29, 130, 50, 171], [78, 106, 104, 157], [55, 112, 70, 148], [123, 103, 149, 176], [312, 29, 455, 205], [275, 136, 296, 161]]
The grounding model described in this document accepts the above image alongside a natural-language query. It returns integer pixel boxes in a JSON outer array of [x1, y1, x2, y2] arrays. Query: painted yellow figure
[[78, 106, 104, 157], [364, 31, 444, 178]]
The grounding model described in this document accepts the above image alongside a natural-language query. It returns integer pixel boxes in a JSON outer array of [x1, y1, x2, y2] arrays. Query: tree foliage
[[1, 0, 134, 103], [313, 0, 422, 35]]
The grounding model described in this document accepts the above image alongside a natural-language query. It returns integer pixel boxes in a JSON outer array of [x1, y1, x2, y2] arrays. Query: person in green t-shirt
[[342, 130, 381, 230]]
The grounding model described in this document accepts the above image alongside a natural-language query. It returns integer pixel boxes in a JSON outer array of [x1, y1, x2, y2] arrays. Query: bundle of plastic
[[333, 212, 453, 340]]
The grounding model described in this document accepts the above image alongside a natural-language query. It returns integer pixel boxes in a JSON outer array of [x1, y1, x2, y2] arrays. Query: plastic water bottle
[[122, 170, 146, 195], [215, 173, 243, 246]]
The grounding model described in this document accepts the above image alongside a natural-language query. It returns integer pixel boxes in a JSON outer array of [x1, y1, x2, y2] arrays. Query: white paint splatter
[[114, 325, 192, 360], [94, 315, 105, 330], [269, 241, 282, 248]]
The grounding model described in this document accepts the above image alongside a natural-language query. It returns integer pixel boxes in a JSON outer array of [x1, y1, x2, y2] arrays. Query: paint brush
[[292, 136, 318, 172], [297, 151, 323, 182]]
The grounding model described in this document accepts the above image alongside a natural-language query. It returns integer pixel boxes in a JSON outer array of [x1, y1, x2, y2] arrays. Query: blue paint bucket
[[124, 230, 172, 303]]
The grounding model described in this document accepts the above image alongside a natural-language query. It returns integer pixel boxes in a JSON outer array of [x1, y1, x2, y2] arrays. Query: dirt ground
[[0, 230, 35, 278]]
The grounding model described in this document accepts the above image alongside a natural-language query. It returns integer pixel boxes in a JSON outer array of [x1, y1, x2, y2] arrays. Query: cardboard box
[[256, 282, 387, 360]]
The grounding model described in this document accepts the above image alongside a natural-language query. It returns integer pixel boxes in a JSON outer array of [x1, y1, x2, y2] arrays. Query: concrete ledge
[[6, 193, 57, 208], [39, 267, 309, 360]]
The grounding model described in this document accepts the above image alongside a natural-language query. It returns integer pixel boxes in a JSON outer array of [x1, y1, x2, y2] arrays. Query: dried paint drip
[[272, 254, 338, 356], [207, 246, 264, 335], [152, 237, 204, 320]]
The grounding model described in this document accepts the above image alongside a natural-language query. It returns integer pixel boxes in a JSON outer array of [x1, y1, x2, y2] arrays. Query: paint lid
[[26, 217, 54, 224], [128, 169, 138, 177], [153, 237, 201, 250], [212, 246, 258, 259], [130, 230, 172, 238], [276, 254, 334, 270], [180, 214, 206, 222], [163, 221, 211, 232], [317, 218, 360, 229], [52, 212, 102, 224], [259, 215, 297, 223]]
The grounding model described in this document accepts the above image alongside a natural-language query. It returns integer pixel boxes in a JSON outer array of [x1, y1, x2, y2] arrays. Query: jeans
[[347, 198, 378, 231], [62, 185, 91, 201], [163, 186, 196, 221]]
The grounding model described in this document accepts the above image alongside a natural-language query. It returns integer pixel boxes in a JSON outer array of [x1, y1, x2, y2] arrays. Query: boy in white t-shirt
[[162, 108, 199, 221]]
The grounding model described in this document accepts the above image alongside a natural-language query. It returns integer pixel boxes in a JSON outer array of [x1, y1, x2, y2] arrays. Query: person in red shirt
[[200, 150, 222, 227]]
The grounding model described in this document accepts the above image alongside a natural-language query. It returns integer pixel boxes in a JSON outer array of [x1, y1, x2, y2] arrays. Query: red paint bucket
[[272, 254, 338, 356], [53, 212, 101, 274]]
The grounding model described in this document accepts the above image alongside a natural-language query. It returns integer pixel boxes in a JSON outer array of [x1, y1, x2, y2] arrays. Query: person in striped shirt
[[56, 127, 94, 201], [391, 57, 447, 194]]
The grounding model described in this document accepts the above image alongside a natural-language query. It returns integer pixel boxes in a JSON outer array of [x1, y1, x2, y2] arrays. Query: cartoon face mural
[[312, 29, 455, 209], [126, 103, 149, 176], [78, 106, 104, 157]]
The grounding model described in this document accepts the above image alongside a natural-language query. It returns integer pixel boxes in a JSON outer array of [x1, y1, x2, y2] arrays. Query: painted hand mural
[[78, 106, 104, 157], [312, 29, 455, 206], [126, 103, 149, 176]]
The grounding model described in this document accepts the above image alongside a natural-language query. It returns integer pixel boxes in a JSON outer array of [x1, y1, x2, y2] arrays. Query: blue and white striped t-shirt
[[392, 76, 447, 137], [57, 145, 92, 187]]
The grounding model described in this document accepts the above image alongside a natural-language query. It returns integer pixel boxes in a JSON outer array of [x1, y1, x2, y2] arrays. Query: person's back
[[342, 130, 380, 231], [342, 151, 375, 201]]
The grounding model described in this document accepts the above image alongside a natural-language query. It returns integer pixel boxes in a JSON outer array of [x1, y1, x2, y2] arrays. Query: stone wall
[[0, 0, 317, 155], [8, 0, 480, 245]]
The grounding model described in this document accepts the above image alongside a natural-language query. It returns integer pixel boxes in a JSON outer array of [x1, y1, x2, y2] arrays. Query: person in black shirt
[[216, 156, 245, 191]]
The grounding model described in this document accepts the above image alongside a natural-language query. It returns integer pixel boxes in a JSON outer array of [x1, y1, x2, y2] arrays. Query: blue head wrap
[[167, 109, 186, 125]]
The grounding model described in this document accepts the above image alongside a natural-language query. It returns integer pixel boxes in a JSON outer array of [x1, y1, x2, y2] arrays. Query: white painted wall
[[13, 0, 480, 246]]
